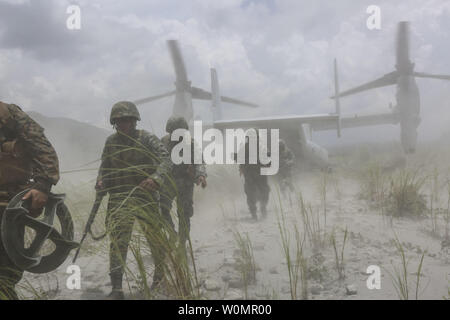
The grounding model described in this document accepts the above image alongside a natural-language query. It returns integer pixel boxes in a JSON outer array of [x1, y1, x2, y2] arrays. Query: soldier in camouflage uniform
[[277, 139, 295, 193], [238, 131, 270, 220], [0, 101, 59, 300], [95, 101, 172, 299], [160, 116, 207, 251]]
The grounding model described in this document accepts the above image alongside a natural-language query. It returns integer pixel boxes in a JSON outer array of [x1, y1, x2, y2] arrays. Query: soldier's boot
[[107, 273, 124, 300], [107, 289, 124, 300]]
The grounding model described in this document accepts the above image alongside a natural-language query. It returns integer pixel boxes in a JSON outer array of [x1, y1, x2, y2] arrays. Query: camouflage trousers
[[160, 177, 194, 248], [0, 208, 23, 300], [243, 174, 270, 217], [277, 168, 295, 193], [105, 190, 167, 289]]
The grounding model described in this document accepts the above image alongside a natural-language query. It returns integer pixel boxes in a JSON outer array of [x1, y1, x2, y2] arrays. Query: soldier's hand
[[95, 180, 104, 191], [22, 189, 48, 218], [196, 176, 207, 189], [139, 178, 159, 192]]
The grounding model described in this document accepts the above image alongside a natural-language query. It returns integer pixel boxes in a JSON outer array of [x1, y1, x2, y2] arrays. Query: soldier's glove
[[187, 165, 195, 179], [95, 180, 104, 191], [139, 178, 159, 192], [95, 180, 108, 196], [22, 189, 48, 218], [196, 176, 207, 189]]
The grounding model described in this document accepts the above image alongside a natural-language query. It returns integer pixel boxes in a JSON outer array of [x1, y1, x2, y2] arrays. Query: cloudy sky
[[0, 0, 449, 146]]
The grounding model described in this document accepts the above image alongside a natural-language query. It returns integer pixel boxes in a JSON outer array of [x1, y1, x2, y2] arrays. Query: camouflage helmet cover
[[166, 116, 189, 133], [110, 101, 141, 124]]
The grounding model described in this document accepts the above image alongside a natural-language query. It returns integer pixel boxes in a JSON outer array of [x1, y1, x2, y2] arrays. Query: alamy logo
[[366, 5, 381, 30], [170, 121, 280, 175], [66, 5, 81, 30], [366, 265, 381, 290], [66, 265, 81, 290]]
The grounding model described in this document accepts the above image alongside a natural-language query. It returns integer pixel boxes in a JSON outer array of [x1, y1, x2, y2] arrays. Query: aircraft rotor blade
[[396, 21, 412, 72], [190, 86, 212, 100], [414, 72, 450, 81], [133, 90, 176, 105], [331, 71, 398, 98], [220, 96, 258, 108], [190, 86, 258, 107], [167, 40, 189, 84]]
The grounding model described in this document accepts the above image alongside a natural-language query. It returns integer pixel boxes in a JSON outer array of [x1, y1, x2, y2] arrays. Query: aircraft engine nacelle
[[400, 116, 420, 154], [302, 140, 329, 169], [397, 75, 421, 154]]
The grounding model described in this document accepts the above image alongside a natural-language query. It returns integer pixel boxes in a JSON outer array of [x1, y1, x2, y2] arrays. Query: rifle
[[72, 191, 106, 263]]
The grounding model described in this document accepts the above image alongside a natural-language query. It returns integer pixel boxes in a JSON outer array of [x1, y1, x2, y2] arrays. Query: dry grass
[[386, 236, 426, 300], [297, 193, 327, 251], [330, 227, 348, 280], [358, 161, 388, 208], [385, 168, 427, 218], [233, 231, 257, 299]]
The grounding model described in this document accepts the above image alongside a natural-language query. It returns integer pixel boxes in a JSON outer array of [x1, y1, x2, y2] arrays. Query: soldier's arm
[[144, 133, 172, 187], [191, 139, 207, 180], [8, 104, 59, 193], [96, 137, 112, 189]]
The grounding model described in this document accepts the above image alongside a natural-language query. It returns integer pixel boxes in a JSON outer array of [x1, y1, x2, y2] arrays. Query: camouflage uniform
[[160, 117, 206, 247], [0, 101, 59, 300], [97, 102, 172, 293], [238, 139, 270, 219], [277, 140, 295, 193]]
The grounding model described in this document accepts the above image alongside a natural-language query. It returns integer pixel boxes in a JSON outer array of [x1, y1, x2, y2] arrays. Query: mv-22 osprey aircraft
[[133, 39, 339, 168], [215, 21, 450, 167], [134, 22, 450, 168]]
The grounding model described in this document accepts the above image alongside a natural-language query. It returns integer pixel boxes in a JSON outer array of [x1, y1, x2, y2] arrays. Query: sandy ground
[[16, 150, 450, 300]]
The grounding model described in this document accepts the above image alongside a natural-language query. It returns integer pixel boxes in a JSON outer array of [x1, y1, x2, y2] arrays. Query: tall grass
[[125, 208, 200, 299], [277, 206, 308, 300], [233, 231, 257, 299], [298, 193, 327, 251], [332, 173, 343, 215], [387, 236, 426, 300], [358, 161, 388, 207], [386, 168, 427, 218], [318, 171, 328, 227], [87, 136, 201, 299], [429, 168, 440, 235], [16, 275, 60, 300], [445, 179, 450, 241], [330, 227, 348, 280]]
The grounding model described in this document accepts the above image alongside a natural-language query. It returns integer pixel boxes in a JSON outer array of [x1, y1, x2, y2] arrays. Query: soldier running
[[238, 130, 270, 220], [277, 139, 295, 193], [160, 116, 207, 252]]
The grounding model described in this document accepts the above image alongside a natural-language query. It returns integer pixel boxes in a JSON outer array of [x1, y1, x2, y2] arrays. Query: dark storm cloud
[[0, 0, 87, 61], [0, 0, 449, 144]]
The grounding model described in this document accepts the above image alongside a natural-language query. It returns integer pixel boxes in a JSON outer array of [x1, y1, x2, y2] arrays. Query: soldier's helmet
[[166, 116, 189, 133], [110, 101, 141, 125]]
